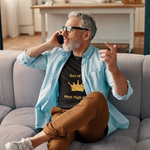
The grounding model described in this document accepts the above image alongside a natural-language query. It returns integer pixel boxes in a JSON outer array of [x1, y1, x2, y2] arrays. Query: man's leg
[[46, 110, 76, 150], [43, 91, 109, 142], [47, 132, 75, 150], [76, 94, 109, 142], [45, 93, 109, 150], [30, 108, 76, 149], [6, 91, 108, 150]]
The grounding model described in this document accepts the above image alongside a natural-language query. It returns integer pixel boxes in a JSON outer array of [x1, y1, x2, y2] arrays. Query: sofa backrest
[[1, 50, 149, 121], [13, 52, 144, 119], [141, 55, 150, 120], [13, 61, 45, 108], [0, 50, 22, 109], [108, 53, 144, 119]]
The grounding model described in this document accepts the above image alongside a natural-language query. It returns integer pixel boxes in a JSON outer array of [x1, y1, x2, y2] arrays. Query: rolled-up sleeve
[[111, 80, 133, 100], [105, 62, 133, 100], [17, 50, 47, 70]]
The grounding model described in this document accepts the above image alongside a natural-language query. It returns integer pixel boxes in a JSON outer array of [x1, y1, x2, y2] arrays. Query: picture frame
[[123, 0, 142, 4]]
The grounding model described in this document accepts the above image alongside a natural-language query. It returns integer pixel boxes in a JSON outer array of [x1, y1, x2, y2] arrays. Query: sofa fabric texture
[[0, 50, 150, 150]]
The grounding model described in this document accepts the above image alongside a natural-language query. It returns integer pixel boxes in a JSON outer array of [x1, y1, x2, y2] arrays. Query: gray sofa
[[0, 50, 150, 150]]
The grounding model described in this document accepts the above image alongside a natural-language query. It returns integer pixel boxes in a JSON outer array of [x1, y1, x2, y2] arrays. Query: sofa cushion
[[0, 105, 12, 124], [0, 125, 36, 150], [34, 141, 85, 150], [137, 139, 150, 150], [137, 118, 150, 142], [109, 115, 140, 141], [108, 54, 144, 118], [0, 50, 22, 109], [13, 61, 45, 108], [69, 141, 83, 150], [80, 135, 136, 150], [34, 141, 83, 150], [1, 107, 35, 130], [141, 55, 150, 119]]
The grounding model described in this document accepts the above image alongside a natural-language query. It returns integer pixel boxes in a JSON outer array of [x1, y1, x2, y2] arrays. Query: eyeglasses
[[62, 26, 88, 33]]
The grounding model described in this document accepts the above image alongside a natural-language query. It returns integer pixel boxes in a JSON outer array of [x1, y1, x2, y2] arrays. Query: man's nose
[[62, 30, 68, 36]]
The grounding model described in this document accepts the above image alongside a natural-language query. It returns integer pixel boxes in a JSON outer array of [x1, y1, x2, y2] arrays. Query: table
[[31, 3, 144, 53]]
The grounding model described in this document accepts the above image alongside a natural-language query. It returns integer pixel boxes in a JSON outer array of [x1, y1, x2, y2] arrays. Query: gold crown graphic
[[68, 80, 84, 92]]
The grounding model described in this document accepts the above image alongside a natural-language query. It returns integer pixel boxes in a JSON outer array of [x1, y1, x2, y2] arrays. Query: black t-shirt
[[57, 52, 86, 109]]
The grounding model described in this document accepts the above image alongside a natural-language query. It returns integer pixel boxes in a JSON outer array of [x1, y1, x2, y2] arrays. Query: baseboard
[[20, 25, 35, 35], [135, 32, 145, 36], [35, 32, 48, 35], [35, 31, 144, 36]]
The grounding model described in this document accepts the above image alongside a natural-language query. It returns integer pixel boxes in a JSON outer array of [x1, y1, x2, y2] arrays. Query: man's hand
[[99, 42, 118, 74], [26, 31, 63, 58], [99, 42, 128, 96], [47, 31, 63, 49]]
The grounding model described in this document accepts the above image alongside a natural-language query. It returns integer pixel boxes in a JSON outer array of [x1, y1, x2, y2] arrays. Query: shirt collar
[[62, 50, 72, 56], [82, 44, 94, 59]]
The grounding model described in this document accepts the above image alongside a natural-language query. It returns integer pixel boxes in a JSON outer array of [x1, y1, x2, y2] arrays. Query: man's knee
[[84, 91, 108, 109]]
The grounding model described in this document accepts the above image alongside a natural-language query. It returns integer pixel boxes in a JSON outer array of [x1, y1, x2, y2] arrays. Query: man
[[5, 11, 133, 150]]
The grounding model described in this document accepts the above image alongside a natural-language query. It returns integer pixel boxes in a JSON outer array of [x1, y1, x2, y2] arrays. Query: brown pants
[[43, 91, 109, 150]]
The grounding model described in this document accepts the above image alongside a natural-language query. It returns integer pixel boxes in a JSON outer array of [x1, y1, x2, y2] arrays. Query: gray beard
[[63, 40, 80, 52]]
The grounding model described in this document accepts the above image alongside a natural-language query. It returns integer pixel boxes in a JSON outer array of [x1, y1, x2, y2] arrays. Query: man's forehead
[[65, 17, 81, 27]]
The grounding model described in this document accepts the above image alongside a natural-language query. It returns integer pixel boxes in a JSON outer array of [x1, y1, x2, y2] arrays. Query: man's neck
[[73, 42, 90, 57]]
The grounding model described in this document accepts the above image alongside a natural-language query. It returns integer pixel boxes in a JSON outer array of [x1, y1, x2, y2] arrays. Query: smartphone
[[57, 34, 64, 44]]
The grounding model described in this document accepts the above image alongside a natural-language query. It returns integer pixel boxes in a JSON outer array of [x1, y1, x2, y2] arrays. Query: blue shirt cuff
[[17, 49, 37, 65], [112, 80, 133, 100]]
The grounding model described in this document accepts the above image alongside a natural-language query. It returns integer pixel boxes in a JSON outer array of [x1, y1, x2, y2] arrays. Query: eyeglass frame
[[62, 26, 89, 33]]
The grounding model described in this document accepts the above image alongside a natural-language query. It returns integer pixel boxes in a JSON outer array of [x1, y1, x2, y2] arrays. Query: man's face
[[62, 17, 83, 52]]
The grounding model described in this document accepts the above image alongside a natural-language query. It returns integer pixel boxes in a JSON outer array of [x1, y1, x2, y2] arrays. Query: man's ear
[[83, 31, 91, 41]]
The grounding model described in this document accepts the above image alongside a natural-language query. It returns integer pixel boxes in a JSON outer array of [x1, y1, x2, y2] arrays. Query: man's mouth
[[64, 37, 69, 43]]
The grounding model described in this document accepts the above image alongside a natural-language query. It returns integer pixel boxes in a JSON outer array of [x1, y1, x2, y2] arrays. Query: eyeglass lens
[[62, 26, 71, 33]]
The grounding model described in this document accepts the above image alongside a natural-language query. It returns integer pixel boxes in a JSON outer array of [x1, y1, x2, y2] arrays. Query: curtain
[[0, 0, 3, 50], [144, 0, 150, 55], [1, 0, 19, 38]]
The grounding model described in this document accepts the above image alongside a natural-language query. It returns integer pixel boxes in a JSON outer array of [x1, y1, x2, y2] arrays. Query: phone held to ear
[[57, 34, 64, 44]]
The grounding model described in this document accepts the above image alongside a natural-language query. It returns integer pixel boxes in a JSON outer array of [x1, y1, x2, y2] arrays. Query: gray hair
[[68, 11, 97, 41]]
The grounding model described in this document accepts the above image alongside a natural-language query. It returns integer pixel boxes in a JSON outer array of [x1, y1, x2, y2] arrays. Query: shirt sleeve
[[105, 61, 133, 100], [17, 50, 48, 70]]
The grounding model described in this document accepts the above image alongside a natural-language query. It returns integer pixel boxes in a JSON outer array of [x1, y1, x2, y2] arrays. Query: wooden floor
[[2, 33, 144, 55]]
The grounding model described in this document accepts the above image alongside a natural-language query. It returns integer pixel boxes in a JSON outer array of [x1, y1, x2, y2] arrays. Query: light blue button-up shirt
[[17, 44, 133, 135]]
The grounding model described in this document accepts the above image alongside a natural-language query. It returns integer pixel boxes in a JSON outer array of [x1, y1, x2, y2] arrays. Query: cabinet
[[18, 0, 35, 35]]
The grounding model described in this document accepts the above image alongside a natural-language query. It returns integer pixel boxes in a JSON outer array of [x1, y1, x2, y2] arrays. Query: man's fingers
[[99, 49, 112, 54], [105, 42, 113, 50], [99, 51, 114, 65], [113, 44, 117, 52], [105, 42, 117, 53], [99, 50, 111, 58]]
